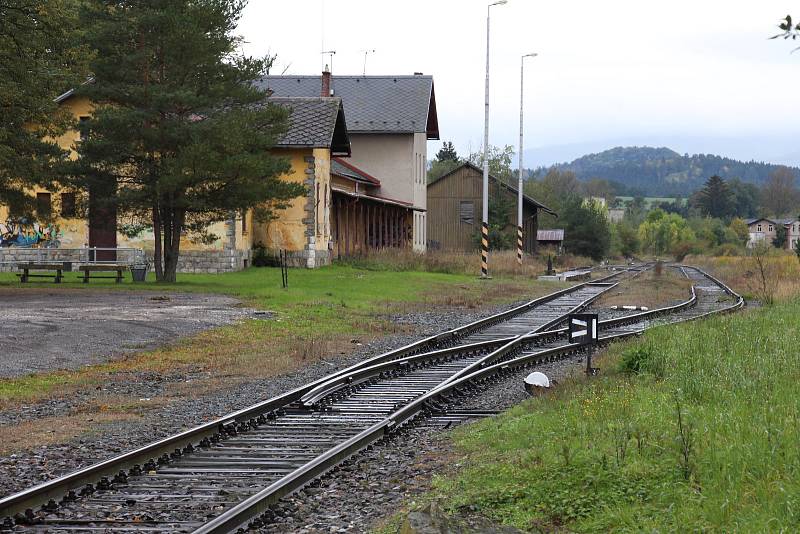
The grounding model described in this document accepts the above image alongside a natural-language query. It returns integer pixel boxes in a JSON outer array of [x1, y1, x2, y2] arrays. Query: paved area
[[0, 289, 254, 378]]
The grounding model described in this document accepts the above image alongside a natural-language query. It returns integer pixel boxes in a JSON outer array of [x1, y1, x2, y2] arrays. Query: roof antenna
[[362, 49, 376, 76], [280, 62, 292, 75], [321, 50, 336, 74]]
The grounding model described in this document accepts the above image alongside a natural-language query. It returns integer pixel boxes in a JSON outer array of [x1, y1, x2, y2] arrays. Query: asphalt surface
[[0, 289, 253, 378]]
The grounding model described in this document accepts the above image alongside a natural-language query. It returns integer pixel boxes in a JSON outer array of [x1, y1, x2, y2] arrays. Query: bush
[[252, 242, 273, 267], [711, 243, 742, 257], [619, 345, 657, 375]]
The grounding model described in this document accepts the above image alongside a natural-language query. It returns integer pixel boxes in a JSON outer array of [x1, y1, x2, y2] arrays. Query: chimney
[[321, 66, 332, 97]]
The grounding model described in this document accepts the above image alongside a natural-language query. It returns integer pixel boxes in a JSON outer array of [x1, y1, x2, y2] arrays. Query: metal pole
[[481, 4, 492, 278], [517, 56, 524, 265], [518, 53, 537, 266]]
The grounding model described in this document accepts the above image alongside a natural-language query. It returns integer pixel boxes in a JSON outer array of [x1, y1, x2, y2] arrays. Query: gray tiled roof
[[257, 75, 437, 137], [747, 217, 798, 226], [268, 97, 345, 149]]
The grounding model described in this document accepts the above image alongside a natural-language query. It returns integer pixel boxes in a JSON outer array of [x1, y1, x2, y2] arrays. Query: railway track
[[0, 264, 742, 533]]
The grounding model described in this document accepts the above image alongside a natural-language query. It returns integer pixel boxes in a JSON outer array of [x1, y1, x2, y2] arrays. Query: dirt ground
[[0, 289, 253, 378]]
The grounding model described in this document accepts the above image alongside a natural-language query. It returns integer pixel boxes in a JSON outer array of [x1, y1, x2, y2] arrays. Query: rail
[[196, 267, 742, 533], [0, 267, 630, 518]]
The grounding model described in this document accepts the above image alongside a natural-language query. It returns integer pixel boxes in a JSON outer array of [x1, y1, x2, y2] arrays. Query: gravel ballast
[[0, 301, 529, 500]]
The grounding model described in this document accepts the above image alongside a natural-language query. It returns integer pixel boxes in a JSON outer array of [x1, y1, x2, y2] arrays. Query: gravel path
[[0, 290, 254, 377], [0, 301, 526, 500]]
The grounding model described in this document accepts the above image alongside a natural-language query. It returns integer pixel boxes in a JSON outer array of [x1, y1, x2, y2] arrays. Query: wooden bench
[[16, 263, 65, 283], [78, 264, 128, 283]]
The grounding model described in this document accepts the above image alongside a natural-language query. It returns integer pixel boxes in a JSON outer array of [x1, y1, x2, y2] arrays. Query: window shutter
[[460, 201, 474, 225]]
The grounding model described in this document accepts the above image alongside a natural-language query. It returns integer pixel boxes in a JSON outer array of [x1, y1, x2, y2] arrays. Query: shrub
[[618, 344, 664, 377]]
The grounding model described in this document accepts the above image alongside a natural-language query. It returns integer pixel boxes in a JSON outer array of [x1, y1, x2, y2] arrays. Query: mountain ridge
[[546, 146, 800, 197]]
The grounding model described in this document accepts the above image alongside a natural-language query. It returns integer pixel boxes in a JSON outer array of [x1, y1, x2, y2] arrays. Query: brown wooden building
[[427, 163, 555, 253], [330, 158, 416, 258]]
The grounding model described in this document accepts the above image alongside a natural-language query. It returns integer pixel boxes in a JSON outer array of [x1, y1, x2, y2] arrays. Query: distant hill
[[547, 146, 800, 197]]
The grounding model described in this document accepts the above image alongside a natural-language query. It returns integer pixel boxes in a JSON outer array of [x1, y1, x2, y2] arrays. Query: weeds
[[428, 298, 800, 531], [674, 395, 695, 482]]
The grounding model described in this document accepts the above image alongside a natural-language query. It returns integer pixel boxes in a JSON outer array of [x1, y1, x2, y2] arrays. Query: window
[[769, 224, 773, 232], [757, 224, 762, 232], [36, 192, 52, 218], [460, 201, 474, 225], [78, 116, 91, 141], [241, 210, 248, 234], [60, 192, 76, 218]]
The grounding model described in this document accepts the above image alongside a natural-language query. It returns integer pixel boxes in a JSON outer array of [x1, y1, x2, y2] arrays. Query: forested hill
[[550, 146, 799, 197]]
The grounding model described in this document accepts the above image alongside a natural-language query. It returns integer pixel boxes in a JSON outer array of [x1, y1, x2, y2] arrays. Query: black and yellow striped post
[[517, 225, 523, 265], [481, 222, 489, 278]]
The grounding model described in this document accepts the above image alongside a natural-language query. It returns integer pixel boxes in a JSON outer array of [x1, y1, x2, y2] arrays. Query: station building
[[0, 70, 438, 271]]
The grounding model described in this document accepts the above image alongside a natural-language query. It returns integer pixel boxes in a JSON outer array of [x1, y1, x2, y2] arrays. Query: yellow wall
[[255, 148, 332, 253], [0, 96, 92, 249], [2, 96, 332, 257], [313, 147, 332, 252]]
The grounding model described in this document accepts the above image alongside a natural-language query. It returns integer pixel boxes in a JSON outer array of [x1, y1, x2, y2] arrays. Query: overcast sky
[[238, 1, 800, 166]]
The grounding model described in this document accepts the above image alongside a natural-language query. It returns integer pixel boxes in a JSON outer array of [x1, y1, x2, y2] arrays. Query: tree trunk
[[152, 202, 163, 280], [160, 205, 184, 283]]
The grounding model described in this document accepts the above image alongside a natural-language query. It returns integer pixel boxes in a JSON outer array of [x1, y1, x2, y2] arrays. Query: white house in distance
[[747, 217, 800, 249], [257, 71, 439, 252]]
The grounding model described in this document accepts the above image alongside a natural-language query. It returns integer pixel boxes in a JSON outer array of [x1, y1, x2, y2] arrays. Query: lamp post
[[481, 0, 507, 278], [517, 52, 537, 265]]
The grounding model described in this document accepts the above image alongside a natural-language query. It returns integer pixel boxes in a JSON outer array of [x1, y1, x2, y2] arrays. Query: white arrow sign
[[570, 318, 587, 339]]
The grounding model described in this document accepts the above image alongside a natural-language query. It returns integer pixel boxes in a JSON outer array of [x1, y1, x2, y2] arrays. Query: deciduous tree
[[760, 167, 799, 217], [468, 145, 515, 185], [68, 0, 304, 282], [637, 209, 696, 257], [560, 197, 610, 261]]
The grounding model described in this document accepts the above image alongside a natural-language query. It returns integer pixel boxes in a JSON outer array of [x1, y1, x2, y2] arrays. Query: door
[[88, 185, 117, 262]]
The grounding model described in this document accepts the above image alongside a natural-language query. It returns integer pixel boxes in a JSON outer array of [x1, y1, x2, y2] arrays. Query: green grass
[[0, 265, 567, 407], [427, 301, 800, 532]]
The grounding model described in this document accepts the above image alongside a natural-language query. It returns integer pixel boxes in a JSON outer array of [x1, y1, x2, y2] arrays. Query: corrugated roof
[[537, 229, 564, 241], [257, 75, 438, 138], [331, 157, 381, 186], [268, 97, 350, 155]]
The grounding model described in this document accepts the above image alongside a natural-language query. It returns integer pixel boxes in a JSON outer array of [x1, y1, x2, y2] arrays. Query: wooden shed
[[427, 163, 555, 253]]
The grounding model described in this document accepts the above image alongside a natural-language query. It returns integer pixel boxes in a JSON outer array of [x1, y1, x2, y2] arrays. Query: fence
[[0, 247, 146, 272]]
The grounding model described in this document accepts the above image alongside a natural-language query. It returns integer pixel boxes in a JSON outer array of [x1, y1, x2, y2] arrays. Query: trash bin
[[131, 265, 148, 282]]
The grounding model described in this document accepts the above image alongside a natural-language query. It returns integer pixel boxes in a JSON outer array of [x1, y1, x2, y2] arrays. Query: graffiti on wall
[[0, 219, 64, 248]]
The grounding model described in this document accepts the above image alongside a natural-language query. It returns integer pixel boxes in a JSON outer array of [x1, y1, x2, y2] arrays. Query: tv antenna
[[321, 50, 336, 73], [362, 49, 376, 76]]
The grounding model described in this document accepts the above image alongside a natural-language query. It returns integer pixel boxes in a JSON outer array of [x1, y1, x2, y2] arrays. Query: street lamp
[[481, 0, 508, 278], [517, 52, 537, 265]]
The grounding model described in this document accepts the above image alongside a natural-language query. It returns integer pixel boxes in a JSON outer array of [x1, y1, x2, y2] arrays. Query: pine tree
[[67, 0, 304, 282], [696, 175, 733, 219], [0, 1, 87, 215], [436, 141, 458, 162]]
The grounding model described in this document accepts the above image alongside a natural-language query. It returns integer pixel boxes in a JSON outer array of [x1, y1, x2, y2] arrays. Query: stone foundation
[[146, 249, 253, 274], [279, 248, 331, 268], [0, 248, 252, 274]]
